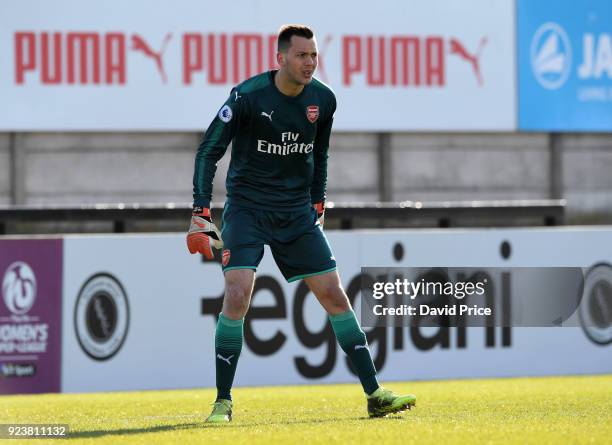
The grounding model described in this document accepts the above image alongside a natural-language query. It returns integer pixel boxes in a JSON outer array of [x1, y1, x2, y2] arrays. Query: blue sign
[[518, 0, 612, 131]]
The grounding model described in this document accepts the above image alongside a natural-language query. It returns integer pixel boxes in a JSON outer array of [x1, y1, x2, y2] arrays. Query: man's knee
[[223, 270, 254, 318], [223, 283, 251, 317], [318, 281, 351, 313]]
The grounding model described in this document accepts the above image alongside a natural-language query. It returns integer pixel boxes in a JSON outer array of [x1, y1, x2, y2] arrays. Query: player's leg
[[215, 269, 255, 398], [269, 206, 416, 417], [207, 269, 255, 423], [305, 270, 416, 417], [207, 205, 264, 423], [304, 270, 379, 394], [269, 208, 381, 394]]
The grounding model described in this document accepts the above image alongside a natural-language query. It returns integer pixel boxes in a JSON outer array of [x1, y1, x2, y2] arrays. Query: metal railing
[[0, 199, 566, 234]]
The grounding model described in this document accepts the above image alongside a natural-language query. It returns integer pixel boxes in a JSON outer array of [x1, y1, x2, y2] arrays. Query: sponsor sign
[[59, 228, 611, 393], [518, 0, 612, 131], [0, 240, 62, 394], [0, 0, 515, 131]]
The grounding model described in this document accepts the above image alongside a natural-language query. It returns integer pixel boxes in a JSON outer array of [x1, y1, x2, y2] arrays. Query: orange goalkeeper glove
[[186, 206, 223, 259], [313, 201, 325, 228]]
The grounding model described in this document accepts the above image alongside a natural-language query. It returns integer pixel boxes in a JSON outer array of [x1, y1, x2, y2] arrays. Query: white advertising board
[[0, 0, 515, 131], [60, 228, 612, 393]]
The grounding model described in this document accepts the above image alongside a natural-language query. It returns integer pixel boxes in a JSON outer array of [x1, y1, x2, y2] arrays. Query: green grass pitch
[[2, 375, 611, 444]]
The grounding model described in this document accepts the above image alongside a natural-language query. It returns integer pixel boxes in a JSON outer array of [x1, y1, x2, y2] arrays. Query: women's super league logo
[[2, 262, 37, 315]]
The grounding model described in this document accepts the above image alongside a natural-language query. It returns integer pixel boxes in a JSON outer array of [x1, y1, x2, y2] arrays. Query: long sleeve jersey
[[192, 70, 336, 211]]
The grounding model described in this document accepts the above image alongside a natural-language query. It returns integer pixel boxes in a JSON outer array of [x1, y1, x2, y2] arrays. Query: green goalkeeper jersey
[[192, 70, 336, 211]]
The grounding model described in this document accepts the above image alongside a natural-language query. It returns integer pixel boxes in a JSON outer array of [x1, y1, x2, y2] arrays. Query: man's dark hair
[[277, 24, 314, 52]]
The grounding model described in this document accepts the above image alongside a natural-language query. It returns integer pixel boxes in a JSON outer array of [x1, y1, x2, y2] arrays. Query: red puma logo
[[131, 33, 172, 83], [449, 37, 487, 86]]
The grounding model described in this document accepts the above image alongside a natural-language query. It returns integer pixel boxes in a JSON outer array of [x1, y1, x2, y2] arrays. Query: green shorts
[[220, 203, 337, 282]]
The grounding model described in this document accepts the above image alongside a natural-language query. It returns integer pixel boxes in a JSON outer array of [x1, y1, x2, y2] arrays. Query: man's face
[[278, 35, 318, 85]]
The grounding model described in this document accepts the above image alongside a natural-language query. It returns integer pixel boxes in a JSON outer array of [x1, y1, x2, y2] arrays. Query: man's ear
[[276, 51, 285, 67]]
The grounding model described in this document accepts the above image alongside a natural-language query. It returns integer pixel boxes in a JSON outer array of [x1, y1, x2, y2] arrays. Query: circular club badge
[[530, 22, 572, 90], [74, 273, 130, 360], [579, 263, 612, 346]]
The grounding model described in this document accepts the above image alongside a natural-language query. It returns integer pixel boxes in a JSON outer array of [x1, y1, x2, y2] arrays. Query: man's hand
[[186, 207, 224, 259], [313, 202, 325, 228]]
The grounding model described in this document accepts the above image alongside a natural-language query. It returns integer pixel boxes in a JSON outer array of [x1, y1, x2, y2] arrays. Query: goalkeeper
[[188, 24, 416, 423]]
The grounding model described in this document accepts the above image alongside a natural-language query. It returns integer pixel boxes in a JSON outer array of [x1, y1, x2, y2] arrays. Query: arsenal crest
[[306, 105, 319, 123], [222, 249, 231, 266]]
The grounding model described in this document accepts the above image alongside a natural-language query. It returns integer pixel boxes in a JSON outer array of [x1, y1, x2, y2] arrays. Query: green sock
[[214, 313, 244, 401], [329, 310, 379, 395]]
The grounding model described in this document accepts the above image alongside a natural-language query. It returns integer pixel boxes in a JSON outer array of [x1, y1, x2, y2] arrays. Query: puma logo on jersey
[[217, 354, 234, 365], [234, 91, 242, 101], [261, 110, 274, 122]]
